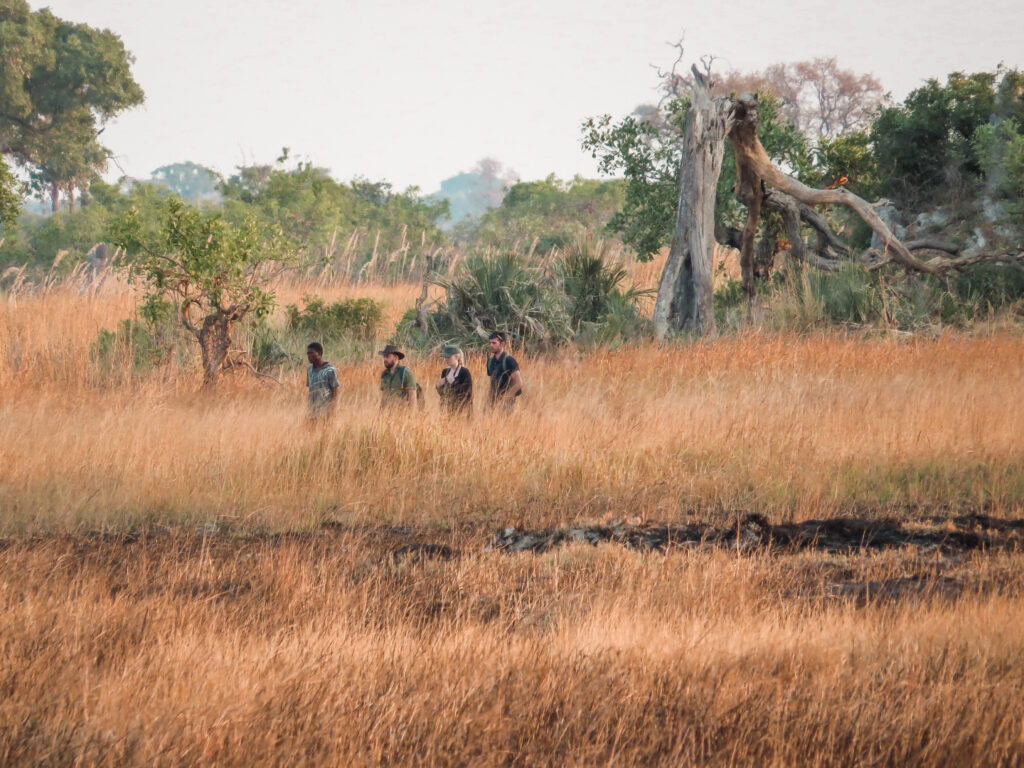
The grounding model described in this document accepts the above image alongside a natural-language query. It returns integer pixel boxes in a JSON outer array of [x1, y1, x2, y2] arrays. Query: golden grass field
[[2, 280, 1024, 765]]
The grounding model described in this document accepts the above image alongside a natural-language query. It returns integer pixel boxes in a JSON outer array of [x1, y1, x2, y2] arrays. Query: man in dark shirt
[[486, 331, 524, 410]]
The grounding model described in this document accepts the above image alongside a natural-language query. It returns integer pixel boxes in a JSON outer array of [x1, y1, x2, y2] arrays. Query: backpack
[[490, 354, 522, 397], [400, 365, 426, 410]]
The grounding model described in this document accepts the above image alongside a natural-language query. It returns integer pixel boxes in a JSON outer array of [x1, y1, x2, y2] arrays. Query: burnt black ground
[[487, 514, 1024, 555]]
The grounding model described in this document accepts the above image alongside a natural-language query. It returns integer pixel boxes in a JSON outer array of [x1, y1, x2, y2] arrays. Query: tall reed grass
[[2, 280, 1024, 766], [1, 284, 1021, 531]]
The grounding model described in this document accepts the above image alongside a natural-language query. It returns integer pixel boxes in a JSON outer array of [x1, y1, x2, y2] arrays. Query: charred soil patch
[[488, 513, 1024, 555]]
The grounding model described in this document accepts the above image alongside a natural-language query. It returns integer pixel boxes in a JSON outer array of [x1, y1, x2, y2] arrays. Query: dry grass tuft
[[2, 281, 1023, 765], [2, 533, 1024, 765]]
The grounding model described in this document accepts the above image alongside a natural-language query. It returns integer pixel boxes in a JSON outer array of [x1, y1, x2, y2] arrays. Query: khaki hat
[[441, 344, 462, 358]]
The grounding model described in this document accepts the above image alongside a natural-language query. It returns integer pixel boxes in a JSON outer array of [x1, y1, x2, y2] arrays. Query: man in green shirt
[[379, 344, 419, 410], [306, 342, 339, 419]]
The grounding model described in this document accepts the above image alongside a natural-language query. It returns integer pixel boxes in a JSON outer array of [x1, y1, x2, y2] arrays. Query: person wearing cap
[[306, 342, 340, 419], [435, 343, 472, 416], [486, 331, 523, 410], [379, 343, 419, 409]]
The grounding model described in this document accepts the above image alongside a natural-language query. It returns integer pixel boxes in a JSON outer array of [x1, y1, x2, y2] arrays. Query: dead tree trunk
[[654, 68, 730, 338], [414, 253, 436, 331], [729, 98, 763, 304]]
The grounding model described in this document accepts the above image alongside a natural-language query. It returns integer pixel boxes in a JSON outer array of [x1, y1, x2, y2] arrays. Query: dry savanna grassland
[[2, 277, 1024, 766]]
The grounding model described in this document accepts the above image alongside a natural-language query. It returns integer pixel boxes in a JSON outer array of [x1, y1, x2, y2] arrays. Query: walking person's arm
[[328, 367, 340, 411]]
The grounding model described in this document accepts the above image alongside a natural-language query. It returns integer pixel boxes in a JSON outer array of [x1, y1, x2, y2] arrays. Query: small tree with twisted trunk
[[110, 198, 290, 386]]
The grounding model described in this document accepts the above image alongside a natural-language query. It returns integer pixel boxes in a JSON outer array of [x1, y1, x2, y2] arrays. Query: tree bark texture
[[198, 314, 233, 387], [180, 299, 240, 387], [654, 68, 730, 338]]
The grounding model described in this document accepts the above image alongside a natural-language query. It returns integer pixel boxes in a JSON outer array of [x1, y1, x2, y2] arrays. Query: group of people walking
[[304, 331, 524, 418]]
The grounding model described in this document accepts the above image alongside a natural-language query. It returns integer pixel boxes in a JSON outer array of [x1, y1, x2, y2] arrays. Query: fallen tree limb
[[725, 96, 1021, 277], [905, 239, 961, 255]]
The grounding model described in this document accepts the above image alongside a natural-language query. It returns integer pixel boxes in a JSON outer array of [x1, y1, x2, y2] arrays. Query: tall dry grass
[[0, 283, 1022, 531], [3, 281, 1024, 765], [2, 533, 1023, 765]]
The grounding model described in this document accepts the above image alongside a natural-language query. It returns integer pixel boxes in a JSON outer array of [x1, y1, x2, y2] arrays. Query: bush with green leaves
[[221, 160, 448, 280], [558, 239, 652, 342], [423, 252, 569, 348], [0, 156, 19, 232], [1, 180, 170, 272], [285, 296, 383, 341], [410, 244, 650, 350], [91, 313, 184, 378], [768, 262, 1024, 330], [463, 175, 625, 253]]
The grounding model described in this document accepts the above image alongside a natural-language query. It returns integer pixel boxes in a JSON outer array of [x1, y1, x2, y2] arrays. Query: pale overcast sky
[[47, 0, 1024, 191]]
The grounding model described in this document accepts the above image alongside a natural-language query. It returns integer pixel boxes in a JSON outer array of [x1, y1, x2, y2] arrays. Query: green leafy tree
[[221, 160, 448, 281], [0, 0, 143, 212], [582, 91, 811, 260], [466, 174, 625, 252], [0, 155, 19, 230], [149, 162, 221, 203], [870, 70, 1023, 206], [109, 198, 290, 386], [1, 178, 171, 271], [558, 238, 651, 339]]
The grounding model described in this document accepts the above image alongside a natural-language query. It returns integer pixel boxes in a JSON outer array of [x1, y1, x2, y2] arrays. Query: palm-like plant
[[417, 243, 651, 349], [559, 238, 653, 334]]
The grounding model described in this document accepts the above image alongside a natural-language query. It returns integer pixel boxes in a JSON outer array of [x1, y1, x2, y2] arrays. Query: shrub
[[416, 245, 651, 349], [559, 239, 651, 336], [769, 262, 1024, 331], [91, 315, 183, 377], [285, 296, 383, 342], [714, 279, 748, 326], [425, 252, 571, 348]]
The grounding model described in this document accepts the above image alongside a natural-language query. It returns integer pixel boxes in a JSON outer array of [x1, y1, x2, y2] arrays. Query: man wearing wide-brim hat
[[379, 344, 419, 409]]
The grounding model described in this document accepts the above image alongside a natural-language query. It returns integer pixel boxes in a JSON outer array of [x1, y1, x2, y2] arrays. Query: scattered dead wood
[[487, 514, 1024, 555]]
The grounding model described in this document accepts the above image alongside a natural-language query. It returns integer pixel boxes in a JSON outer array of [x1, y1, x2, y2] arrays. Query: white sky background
[[45, 0, 1024, 192]]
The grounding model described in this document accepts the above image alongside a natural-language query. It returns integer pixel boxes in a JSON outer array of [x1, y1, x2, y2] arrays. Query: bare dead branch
[[725, 95, 1014, 277], [905, 239, 961, 255]]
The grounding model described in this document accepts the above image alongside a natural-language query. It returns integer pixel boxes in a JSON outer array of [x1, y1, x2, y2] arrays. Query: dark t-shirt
[[438, 365, 472, 414], [486, 353, 519, 403]]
